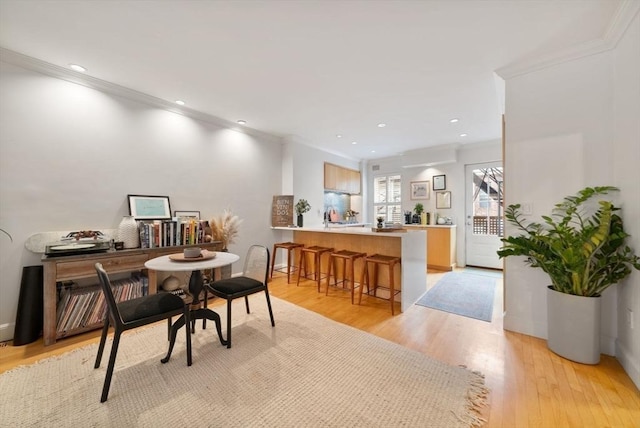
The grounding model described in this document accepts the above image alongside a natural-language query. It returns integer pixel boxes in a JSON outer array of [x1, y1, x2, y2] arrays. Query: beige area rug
[[0, 296, 487, 427]]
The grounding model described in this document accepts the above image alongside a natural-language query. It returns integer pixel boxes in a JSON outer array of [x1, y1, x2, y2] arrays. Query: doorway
[[465, 162, 503, 269]]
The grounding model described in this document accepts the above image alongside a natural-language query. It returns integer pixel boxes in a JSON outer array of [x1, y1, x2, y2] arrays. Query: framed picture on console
[[174, 210, 200, 220], [127, 194, 172, 220]]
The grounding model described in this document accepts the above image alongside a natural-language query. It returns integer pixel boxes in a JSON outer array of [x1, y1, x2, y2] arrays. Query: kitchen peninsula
[[272, 226, 427, 312]]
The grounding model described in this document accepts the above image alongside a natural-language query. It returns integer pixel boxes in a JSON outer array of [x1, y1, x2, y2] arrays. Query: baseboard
[[0, 322, 15, 342], [616, 339, 640, 390]]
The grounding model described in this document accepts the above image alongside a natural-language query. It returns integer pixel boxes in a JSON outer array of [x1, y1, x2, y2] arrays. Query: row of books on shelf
[[56, 273, 148, 335], [138, 218, 210, 248]]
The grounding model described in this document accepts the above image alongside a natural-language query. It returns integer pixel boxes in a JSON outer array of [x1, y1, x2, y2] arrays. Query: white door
[[465, 162, 503, 269]]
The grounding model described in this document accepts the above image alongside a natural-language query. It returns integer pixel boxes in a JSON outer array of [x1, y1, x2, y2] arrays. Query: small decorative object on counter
[[345, 209, 359, 223], [118, 215, 139, 249], [295, 199, 311, 227], [376, 216, 384, 229]]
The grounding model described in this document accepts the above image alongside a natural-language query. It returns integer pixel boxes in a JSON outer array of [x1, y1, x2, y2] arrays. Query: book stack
[[138, 218, 209, 249]]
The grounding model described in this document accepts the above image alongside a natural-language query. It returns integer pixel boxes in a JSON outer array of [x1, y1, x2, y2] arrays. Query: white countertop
[[272, 226, 413, 237]]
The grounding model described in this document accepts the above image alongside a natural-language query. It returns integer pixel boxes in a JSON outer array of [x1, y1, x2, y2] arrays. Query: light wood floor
[[1, 268, 638, 427]]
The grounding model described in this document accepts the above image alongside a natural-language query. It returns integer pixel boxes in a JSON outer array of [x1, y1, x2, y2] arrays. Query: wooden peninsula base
[[273, 227, 427, 312]]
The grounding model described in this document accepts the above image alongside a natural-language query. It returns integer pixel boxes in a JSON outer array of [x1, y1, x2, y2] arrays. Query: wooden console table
[[41, 242, 221, 346]]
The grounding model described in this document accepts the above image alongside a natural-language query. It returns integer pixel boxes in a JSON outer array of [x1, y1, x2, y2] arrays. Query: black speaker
[[13, 265, 44, 346]]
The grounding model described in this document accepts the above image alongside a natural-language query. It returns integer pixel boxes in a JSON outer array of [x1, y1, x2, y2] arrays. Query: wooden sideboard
[[404, 225, 457, 271], [41, 242, 221, 346]]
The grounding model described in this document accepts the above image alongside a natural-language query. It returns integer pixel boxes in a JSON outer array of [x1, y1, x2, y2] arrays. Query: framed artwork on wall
[[410, 181, 430, 200], [127, 194, 172, 220], [433, 174, 446, 191], [435, 191, 451, 209]]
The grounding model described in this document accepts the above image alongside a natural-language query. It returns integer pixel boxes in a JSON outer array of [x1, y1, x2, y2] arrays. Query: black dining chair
[[204, 245, 275, 348], [93, 262, 192, 403]]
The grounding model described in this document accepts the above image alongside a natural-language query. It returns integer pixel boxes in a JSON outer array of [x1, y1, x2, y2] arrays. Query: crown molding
[[496, 0, 640, 80], [0, 47, 282, 143]]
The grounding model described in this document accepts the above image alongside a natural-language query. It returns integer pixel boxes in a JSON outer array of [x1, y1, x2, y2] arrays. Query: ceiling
[[0, 0, 623, 161]]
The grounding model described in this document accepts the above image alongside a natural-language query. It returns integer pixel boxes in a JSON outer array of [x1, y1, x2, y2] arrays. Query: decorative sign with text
[[272, 195, 294, 227]]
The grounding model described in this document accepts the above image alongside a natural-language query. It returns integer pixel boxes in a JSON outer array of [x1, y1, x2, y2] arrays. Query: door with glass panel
[[373, 175, 402, 224], [465, 163, 503, 269]]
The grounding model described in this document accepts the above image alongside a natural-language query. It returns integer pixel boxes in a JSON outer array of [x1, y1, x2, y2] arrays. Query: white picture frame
[[410, 181, 430, 200], [435, 191, 451, 209]]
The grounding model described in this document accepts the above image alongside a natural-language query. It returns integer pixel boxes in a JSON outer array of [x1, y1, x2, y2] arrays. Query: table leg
[[161, 269, 228, 363]]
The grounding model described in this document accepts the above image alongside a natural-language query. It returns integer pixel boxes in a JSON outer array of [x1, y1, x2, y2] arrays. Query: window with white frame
[[373, 174, 402, 223]]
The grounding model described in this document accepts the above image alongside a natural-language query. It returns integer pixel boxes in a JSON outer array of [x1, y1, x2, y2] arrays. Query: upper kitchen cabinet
[[324, 162, 361, 194]]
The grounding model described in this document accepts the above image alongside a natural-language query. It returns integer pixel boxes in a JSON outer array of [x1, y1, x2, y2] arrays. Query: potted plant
[[498, 186, 640, 364], [210, 209, 243, 250], [295, 199, 311, 227], [413, 203, 424, 224]]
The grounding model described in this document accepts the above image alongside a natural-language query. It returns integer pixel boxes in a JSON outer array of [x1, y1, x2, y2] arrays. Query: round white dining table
[[144, 250, 240, 362]]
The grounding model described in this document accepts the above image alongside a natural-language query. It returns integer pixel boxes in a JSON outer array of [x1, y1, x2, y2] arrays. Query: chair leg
[[184, 306, 192, 367], [226, 299, 232, 349], [315, 253, 322, 292], [389, 264, 395, 316], [244, 295, 250, 314], [264, 289, 276, 327], [325, 256, 333, 295], [296, 251, 305, 287], [202, 287, 208, 330], [358, 262, 368, 305], [94, 318, 110, 369], [349, 259, 355, 304], [100, 330, 122, 403], [286, 248, 293, 283], [269, 245, 277, 279]]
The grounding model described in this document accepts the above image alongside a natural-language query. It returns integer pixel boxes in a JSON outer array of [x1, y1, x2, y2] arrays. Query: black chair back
[[95, 262, 123, 327]]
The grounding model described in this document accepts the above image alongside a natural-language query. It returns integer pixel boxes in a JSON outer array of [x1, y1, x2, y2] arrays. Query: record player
[[45, 230, 112, 256]]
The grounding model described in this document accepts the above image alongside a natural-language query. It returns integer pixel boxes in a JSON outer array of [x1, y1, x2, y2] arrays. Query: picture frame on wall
[[174, 210, 200, 220], [410, 181, 430, 200], [432, 174, 446, 191], [435, 191, 451, 209], [127, 194, 172, 220]]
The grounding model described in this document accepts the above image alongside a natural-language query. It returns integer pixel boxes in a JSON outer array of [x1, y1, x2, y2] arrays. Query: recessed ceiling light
[[371, 150, 376, 153], [237, 120, 247, 125], [377, 123, 386, 128], [460, 133, 468, 137], [336, 134, 342, 138], [351, 141, 357, 145], [175, 100, 185, 106], [450, 118, 459, 123], [69, 64, 86, 72]]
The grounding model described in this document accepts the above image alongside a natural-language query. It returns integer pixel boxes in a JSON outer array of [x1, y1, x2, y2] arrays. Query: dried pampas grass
[[210, 209, 243, 249]]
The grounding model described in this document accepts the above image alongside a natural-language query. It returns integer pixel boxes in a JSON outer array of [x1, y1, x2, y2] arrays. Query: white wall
[[503, 12, 640, 387], [612, 12, 640, 388], [0, 61, 284, 340], [365, 141, 502, 267]]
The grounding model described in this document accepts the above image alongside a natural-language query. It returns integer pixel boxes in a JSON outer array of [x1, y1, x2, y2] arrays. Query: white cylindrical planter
[[118, 215, 139, 249], [547, 286, 601, 364]]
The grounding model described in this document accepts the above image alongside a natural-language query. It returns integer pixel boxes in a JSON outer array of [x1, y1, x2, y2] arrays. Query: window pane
[[389, 175, 401, 202], [471, 167, 504, 236], [373, 176, 387, 203]]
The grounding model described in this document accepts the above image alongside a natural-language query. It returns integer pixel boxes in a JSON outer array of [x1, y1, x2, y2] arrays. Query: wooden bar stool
[[270, 242, 304, 283], [326, 250, 366, 304], [359, 254, 401, 315], [296, 246, 334, 292]]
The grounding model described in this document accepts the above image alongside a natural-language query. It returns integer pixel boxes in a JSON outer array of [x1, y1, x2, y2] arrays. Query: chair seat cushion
[[117, 292, 184, 323], [209, 277, 264, 295]]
